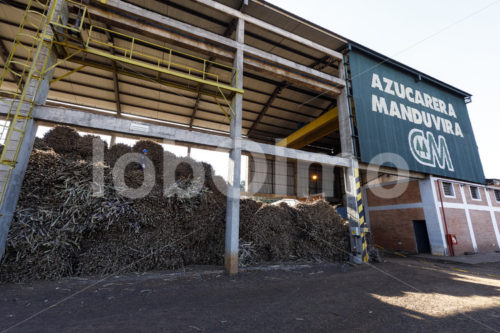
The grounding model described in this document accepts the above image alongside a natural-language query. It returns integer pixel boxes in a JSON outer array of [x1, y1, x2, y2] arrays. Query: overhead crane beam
[[277, 107, 339, 149]]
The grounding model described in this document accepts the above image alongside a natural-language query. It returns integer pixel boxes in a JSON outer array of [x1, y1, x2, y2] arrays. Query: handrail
[[86, 24, 237, 87]]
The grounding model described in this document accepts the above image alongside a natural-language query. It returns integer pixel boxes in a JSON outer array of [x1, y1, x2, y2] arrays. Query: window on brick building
[[495, 190, 500, 202], [442, 182, 454, 197], [470, 186, 480, 200]]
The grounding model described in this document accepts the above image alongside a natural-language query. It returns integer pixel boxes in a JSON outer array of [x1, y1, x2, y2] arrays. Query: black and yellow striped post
[[354, 168, 369, 263]]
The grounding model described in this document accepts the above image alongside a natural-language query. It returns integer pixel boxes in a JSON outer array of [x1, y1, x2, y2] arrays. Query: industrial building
[[0, 0, 495, 275], [364, 177, 500, 256]]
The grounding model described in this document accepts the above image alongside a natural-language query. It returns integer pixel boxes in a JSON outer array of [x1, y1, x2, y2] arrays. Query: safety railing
[[50, 0, 87, 33], [85, 24, 238, 89]]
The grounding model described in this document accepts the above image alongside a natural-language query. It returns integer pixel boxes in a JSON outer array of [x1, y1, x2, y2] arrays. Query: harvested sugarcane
[[0, 126, 349, 283]]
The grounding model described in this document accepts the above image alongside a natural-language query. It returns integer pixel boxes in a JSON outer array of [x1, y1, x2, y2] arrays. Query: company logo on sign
[[409, 128, 454, 172]]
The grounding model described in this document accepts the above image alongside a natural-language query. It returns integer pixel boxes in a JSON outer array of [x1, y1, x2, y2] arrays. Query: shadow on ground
[[0, 258, 499, 332]]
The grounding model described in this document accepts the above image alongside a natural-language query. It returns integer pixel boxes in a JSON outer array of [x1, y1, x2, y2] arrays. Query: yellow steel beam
[[55, 40, 243, 96], [50, 64, 86, 84], [45, 4, 244, 124], [277, 107, 339, 149]]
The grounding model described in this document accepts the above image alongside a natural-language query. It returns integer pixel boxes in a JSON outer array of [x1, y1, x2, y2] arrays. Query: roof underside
[[0, 0, 350, 152], [1, 0, 471, 156], [3, 0, 470, 155]]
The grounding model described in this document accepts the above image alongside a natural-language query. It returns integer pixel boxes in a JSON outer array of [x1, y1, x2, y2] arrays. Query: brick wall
[[366, 180, 421, 207], [496, 212, 500, 234], [442, 208, 474, 255], [469, 210, 498, 252], [369, 208, 425, 253], [365, 178, 500, 256]]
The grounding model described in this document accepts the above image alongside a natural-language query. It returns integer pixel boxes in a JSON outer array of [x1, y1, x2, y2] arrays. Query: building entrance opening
[[413, 220, 431, 254]]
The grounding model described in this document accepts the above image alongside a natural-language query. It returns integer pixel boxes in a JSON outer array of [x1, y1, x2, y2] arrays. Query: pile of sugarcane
[[0, 126, 349, 282], [238, 199, 349, 266]]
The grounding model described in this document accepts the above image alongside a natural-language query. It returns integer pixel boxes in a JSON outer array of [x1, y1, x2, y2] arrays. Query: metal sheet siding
[[349, 50, 485, 184]]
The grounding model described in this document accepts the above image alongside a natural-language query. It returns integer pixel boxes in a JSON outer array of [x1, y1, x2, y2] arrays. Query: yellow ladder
[[0, 0, 60, 207]]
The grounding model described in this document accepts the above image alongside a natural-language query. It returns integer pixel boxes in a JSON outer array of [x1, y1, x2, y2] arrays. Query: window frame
[[469, 186, 481, 201], [442, 182, 455, 198], [495, 189, 500, 203]]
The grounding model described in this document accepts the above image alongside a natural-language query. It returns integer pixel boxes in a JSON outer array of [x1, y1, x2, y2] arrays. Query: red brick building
[[364, 177, 500, 256]]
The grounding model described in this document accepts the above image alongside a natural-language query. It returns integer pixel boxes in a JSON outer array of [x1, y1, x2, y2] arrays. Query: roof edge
[[252, 0, 349, 46], [349, 42, 472, 99]]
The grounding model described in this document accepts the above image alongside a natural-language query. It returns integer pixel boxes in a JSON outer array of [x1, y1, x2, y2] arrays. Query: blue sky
[[267, 0, 500, 179]]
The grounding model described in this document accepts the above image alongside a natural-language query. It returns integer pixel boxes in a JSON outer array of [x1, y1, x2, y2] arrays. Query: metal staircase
[[0, 0, 60, 208]]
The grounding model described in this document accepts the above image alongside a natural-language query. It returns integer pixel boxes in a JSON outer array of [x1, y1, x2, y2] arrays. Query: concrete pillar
[[225, 17, 244, 275], [419, 177, 447, 255], [296, 160, 309, 197], [0, 0, 64, 260], [337, 59, 355, 159], [322, 164, 335, 198], [274, 156, 287, 196], [337, 57, 364, 263], [274, 139, 287, 195]]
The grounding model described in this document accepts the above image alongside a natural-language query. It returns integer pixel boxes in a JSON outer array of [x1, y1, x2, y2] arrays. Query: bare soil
[[1, 257, 499, 332]]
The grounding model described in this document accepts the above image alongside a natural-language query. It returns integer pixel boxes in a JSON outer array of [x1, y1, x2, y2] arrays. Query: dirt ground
[[1, 257, 500, 333]]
